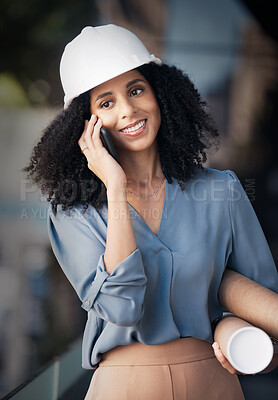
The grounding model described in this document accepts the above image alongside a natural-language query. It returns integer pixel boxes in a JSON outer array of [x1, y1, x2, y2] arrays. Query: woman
[[25, 25, 278, 399]]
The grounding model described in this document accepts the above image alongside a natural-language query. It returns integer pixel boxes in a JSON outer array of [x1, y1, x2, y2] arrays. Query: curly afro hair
[[24, 62, 219, 214]]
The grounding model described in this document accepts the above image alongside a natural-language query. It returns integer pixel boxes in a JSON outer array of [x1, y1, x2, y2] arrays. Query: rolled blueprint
[[214, 315, 273, 374], [219, 269, 278, 339]]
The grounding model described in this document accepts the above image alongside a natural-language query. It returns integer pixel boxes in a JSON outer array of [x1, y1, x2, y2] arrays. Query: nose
[[118, 97, 137, 119]]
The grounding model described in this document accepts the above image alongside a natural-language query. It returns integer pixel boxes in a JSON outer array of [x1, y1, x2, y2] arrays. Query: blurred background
[[0, 0, 278, 398]]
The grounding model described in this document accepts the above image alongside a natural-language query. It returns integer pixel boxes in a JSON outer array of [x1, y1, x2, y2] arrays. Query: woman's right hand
[[78, 114, 126, 189]]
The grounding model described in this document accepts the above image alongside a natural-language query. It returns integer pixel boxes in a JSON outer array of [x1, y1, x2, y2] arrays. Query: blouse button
[[84, 300, 90, 307]]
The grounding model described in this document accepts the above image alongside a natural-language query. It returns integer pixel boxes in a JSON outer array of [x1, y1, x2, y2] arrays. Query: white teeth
[[121, 120, 146, 133]]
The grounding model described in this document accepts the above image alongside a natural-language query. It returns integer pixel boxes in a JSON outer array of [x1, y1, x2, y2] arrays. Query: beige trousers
[[85, 337, 245, 400]]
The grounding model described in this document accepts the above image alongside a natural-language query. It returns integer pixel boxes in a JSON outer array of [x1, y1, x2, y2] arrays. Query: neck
[[118, 142, 164, 186]]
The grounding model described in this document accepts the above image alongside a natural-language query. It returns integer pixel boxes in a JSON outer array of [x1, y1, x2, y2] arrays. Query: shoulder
[[196, 167, 238, 181], [48, 203, 105, 227], [47, 203, 107, 246], [191, 167, 241, 188], [170, 167, 242, 203], [187, 166, 239, 189]]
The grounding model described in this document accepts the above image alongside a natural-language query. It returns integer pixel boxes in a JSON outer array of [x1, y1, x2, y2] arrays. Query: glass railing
[[1, 339, 93, 400]]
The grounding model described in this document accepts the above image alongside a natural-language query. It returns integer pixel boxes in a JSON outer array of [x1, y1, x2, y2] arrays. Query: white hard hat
[[60, 24, 162, 108]]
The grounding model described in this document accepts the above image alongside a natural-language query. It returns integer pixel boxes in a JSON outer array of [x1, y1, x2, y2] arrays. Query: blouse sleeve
[[225, 170, 278, 292], [47, 205, 147, 326]]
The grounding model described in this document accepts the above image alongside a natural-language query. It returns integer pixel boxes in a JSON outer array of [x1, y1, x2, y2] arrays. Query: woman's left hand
[[212, 342, 239, 375]]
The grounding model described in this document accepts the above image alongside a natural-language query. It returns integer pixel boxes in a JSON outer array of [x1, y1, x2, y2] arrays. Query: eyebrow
[[126, 78, 145, 88], [94, 79, 146, 103], [95, 91, 112, 103]]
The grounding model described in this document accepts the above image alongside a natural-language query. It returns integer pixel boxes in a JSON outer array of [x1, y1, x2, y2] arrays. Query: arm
[[214, 170, 278, 374], [79, 115, 137, 275], [224, 169, 278, 291], [48, 206, 147, 326], [48, 115, 147, 326], [104, 183, 137, 274]]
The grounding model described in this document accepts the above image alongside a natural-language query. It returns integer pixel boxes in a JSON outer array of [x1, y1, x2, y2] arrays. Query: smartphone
[[100, 127, 120, 164]]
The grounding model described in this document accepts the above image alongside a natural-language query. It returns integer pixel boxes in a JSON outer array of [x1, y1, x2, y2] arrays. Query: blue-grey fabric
[[47, 168, 278, 369]]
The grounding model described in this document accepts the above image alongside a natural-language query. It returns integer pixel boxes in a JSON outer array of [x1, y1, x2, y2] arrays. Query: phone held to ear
[[100, 127, 120, 164]]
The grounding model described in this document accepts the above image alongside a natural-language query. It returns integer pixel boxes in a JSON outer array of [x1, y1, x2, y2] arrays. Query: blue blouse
[[47, 168, 278, 369]]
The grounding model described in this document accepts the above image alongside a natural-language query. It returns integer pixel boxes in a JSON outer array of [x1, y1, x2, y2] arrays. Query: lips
[[120, 119, 146, 134]]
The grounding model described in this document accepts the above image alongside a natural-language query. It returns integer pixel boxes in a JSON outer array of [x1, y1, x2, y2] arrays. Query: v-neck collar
[[127, 177, 169, 239]]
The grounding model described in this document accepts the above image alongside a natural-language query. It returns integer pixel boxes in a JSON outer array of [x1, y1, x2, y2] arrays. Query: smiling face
[[90, 69, 161, 155]]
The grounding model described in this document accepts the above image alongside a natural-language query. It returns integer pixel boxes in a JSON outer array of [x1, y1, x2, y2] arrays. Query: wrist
[[107, 181, 127, 202]]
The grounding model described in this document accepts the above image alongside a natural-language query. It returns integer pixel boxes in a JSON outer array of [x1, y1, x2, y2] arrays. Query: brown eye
[[101, 101, 112, 109], [130, 88, 143, 97]]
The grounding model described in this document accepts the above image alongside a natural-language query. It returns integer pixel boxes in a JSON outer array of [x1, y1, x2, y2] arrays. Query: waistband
[[100, 337, 215, 366]]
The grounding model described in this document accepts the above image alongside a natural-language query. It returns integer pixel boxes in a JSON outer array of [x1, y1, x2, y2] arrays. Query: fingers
[[79, 120, 89, 153], [78, 119, 90, 153], [212, 342, 238, 375], [84, 114, 97, 142], [91, 117, 103, 148], [78, 114, 103, 155], [83, 115, 97, 154]]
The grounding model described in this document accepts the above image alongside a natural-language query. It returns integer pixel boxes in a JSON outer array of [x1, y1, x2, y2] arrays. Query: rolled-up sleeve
[[225, 170, 278, 292], [47, 205, 147, 326]]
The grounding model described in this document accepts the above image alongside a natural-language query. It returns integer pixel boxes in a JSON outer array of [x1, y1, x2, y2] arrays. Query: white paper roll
[[214, 316, 273, 374]]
